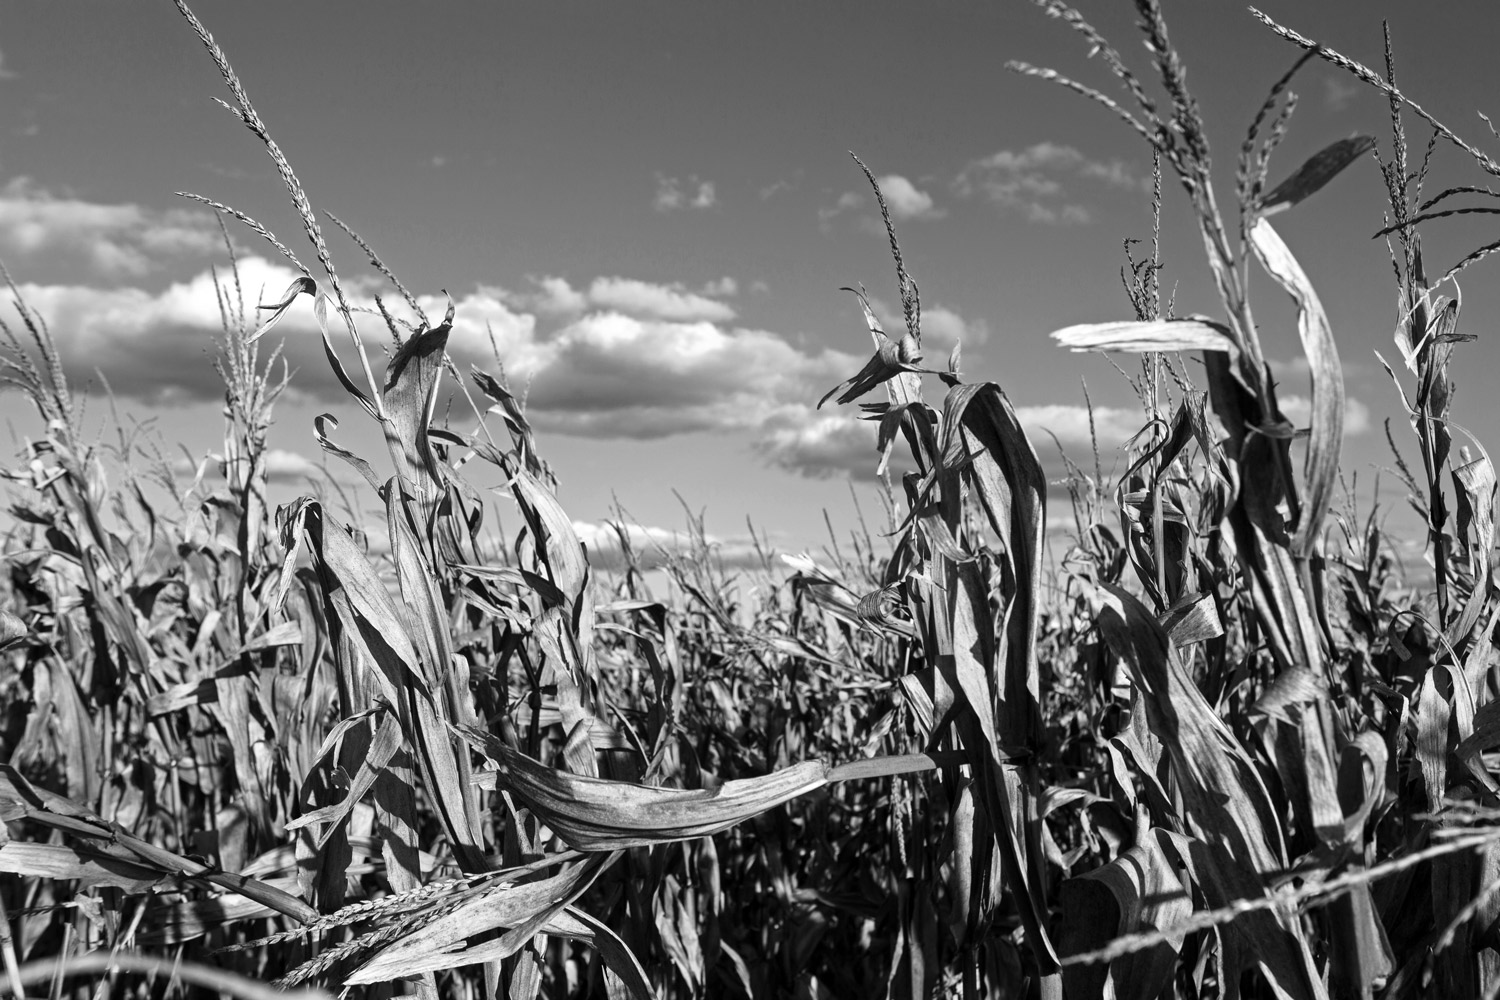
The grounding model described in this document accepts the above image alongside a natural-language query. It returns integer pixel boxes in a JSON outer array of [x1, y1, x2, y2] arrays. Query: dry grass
[[2, 2, 1500, 998]]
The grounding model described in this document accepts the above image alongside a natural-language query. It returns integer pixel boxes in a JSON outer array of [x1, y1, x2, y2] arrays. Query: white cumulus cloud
[[953, 142, 1145, 224], [0, 178, 226, 279], [572, 519, 768, 570], [874, 174, 945, 220]]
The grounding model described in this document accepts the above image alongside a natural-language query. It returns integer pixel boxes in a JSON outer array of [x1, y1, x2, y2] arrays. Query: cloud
[[0, 178, 225, 279], [953, 142, 1145, 224], [821, 175, 945, 233], [1279, 394, 1371, 435], [699, 276, 738, 297], [0, 46, 15, 81], [756, 410, 910, 480], [1266, 355, 1313, 379], [9, 255, 543, 406], [1020, 404, 1143, 450], [584, 277, 736, 323], [8, 252, 858, 438], [873, 174, 945, 220], [760, 178, 795, 200], [654, 173, 717, 211], [516, 275, 736, 323], [818, 191, 863, 230], [526, 276, 588, 315], [1323, 75, 1360, 113], [572, 519, 768, 571], [869, 296, 988, 350], [524, 313, 849, 438]]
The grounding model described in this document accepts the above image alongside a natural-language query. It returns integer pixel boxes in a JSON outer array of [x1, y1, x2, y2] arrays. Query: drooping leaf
[[458, 726, 830, 851], [311, 292, 377, 417], [0, 609, 27, 650], [313, 413, 382, 493], [247, 275, 316, 344], [346, 855, 614, 984], [1059, 827, 1191, 1000], [0, 841, 165, 892], [1250, 667, 1329, 725], [0, 765, 317, 925], [284, 710, 403, 847], [1051, 317, 1239, 356], [1158, 592, 1224, 647], [1250, 217, 1344, 558], [382, 313, 451, 512], [1259, 135, 1376, 216]]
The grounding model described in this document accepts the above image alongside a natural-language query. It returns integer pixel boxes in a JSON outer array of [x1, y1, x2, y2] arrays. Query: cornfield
[[3, 2, 1500, 997]]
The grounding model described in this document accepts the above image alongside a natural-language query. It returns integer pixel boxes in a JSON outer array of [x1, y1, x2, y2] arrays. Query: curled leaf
[[248, 275, 316, 344], [459, 726, 831, 851], [1250, 217, 1343, 558], [1051, 317, 1239, 357], [1259, 135, 1376, 216]]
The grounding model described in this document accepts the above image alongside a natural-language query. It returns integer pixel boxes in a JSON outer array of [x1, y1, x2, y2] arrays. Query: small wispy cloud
[[699, 276, 738, 297], [817, 191, 863, 230], [1280, 394, 1371, 436], [869, 296, 988, 350], [1323, 74, 1360, 113], [953, 142, 1144, 224], [654, 173, 717, 211], [822, 174, 945, 232], [759, 176, 797, 200], [0, 45, 16, 81]]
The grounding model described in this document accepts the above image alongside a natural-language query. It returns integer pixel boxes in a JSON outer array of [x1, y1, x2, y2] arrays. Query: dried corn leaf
[[1251, 667, 1329, 725], [311, 291, 377, 417], [1051, 317, 1238, 356], [1450, 454, 1497, 649], [383, 490, 486, 872], [0, 765, 317, 924], [1250, 217, 1344, 558], [1158, 593, 1224, 647], [508, 470, 589, 604], [1259, 136, 1376, 216], [1417, 666, 1453, 814], [381, 312, 451, 510], [248, 275, 316, 344], [285, 711, 403, 846], [314, 413, 382, 492], [1059, 827, 1190, 1000], [347, 855, 613, 984], [293, 500, 428, 704], [458, 726, 829, 851], [0, 841, 164, 892]]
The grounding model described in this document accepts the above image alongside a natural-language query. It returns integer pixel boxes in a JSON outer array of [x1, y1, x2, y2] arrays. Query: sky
[[2, 1, 1499, 572]]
